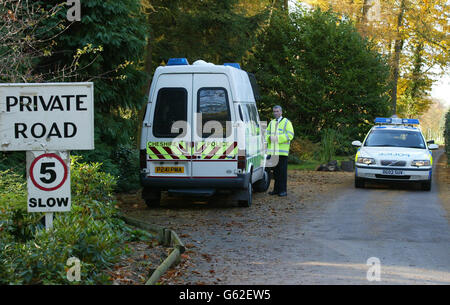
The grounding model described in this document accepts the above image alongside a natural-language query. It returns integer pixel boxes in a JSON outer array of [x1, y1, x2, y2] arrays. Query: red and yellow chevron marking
[[146, 141, 238, 160], [147, 141, 191, 160]]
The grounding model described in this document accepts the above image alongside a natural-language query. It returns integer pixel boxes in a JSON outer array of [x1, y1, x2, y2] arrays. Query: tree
[[300, 0, 450, 116], [146, 0, 267, 68], [248, 8, 391, 152], [0, 1, 70, 82], [35, 0, 147, 148], [31, 0, 148, 191]]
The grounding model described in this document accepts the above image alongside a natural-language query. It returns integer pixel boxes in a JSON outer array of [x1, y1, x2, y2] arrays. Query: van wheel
[[253, 169, 271, 192], [142, 189, 161, 208], [238, 181, 252, 208]]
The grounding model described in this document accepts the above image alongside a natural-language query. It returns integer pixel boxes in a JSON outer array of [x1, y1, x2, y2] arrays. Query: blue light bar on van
[[223, 63, 241, 69], [167, 58, 189, 66], [374, 117, 420, 125]]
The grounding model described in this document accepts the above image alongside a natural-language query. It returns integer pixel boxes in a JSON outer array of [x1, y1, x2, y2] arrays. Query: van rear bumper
[[140, 173, 251, 190]]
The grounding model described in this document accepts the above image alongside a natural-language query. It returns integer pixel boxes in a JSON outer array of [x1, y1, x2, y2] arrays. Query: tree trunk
[[390, 0, 406, 115], [360, 0, 371, 24]]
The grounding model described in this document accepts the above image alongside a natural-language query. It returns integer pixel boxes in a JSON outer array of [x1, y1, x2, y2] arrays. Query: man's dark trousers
[[272, 155, 288, 193]]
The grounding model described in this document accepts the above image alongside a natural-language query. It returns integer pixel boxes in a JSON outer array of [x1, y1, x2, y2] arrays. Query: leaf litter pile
[[108, 233, 169, 285]]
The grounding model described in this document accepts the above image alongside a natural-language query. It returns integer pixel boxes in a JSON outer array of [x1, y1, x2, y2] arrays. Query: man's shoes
[[268, 191, 279, 195], [278, 192, 287, 197]]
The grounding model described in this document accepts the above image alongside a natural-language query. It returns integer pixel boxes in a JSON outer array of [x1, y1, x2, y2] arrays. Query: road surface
[[122, 149, 450, 284]]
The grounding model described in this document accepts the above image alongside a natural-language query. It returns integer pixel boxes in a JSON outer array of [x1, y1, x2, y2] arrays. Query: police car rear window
[[364, 130, 425, 149], [153, 88, 187, 138], [197, 88, 231, 138]]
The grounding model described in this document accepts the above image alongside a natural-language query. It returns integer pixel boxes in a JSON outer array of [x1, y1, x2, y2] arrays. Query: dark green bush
[[288, 154, 302, 165], [73, 143, 140, 193], [112, 144, 140, 193], [0, 156, 146, 284]]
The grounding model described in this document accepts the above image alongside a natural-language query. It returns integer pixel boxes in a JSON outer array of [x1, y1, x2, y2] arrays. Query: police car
[[352, 117, 439, 191]]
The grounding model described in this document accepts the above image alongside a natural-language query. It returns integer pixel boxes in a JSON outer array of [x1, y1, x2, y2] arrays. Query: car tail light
[[140, 149, 147, 169]]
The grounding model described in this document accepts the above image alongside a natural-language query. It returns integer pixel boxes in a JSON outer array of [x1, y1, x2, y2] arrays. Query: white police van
[[352, 117, 439, 191], [139, 58, 270, 207]]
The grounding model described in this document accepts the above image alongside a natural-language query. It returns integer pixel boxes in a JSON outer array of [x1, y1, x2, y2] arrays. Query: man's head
[[273, 105, 282, 119]]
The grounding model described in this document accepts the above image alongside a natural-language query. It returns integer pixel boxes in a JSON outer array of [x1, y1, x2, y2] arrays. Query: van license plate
[[155, 167, 184, 174], [382, 169, 403, 175]]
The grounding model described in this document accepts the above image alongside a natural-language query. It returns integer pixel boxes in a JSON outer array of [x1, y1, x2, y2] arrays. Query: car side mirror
[[428, 144, 438, 150], [352, 140, 362, 147], [427, 140, 435, 145]]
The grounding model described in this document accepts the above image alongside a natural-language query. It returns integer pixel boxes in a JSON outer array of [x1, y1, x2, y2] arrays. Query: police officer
[[266, 105, 294, 197]]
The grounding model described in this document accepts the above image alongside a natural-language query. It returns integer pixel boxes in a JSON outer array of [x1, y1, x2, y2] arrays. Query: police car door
[[192, 73, 237, 178], [146, 73, 193, 177]]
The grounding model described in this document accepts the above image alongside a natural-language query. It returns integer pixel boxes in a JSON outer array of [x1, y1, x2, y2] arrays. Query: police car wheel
[[355, 177, 365, 188], [421, 180, 431, 191], [238, 182, 252, 207], [254, 170, 270, 192]]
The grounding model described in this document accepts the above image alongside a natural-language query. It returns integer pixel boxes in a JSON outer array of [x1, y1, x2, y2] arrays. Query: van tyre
[[238, 181, 252, 208], [253, 170, 271, 192], [355, 177, 365, 188], [142, 189, 161, 208], [421, 180, 431, 191]]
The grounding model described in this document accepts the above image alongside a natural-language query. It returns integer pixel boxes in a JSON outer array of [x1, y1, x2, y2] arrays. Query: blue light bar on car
[[167, 58, 189, 66], [223, 63, 241, 69], [402, 118, 420, 125], [374, 117, 420, 125], [374, 117, 391, 124]]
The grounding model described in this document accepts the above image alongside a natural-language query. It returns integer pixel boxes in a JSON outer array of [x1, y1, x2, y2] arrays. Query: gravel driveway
[[120, 150, 450, 284]]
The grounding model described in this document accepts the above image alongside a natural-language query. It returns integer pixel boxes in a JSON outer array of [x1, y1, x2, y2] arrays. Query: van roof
[[153, 60, 255, 102]]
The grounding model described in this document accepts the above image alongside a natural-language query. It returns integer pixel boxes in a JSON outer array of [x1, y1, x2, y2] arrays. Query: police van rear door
[[192, 73, 237, 178], [146, 73, 193, 177]]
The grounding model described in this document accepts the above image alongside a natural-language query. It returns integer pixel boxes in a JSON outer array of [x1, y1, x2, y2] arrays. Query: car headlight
[[411, 160, 430, 167], [356, 157, 376, 165]]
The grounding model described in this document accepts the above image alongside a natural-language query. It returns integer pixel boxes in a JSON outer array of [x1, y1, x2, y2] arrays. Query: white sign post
[[27, 151, 71, 229], [1, 83, 94, 231]]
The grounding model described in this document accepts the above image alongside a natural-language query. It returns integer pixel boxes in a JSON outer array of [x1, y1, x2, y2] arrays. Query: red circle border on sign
[[30, 153, 68, 191]]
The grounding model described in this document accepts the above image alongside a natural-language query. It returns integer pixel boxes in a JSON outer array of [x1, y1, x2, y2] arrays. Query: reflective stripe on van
[[195, 141, 238, 160], [146, 141, 191, 160], [146, 141, 238, 160]]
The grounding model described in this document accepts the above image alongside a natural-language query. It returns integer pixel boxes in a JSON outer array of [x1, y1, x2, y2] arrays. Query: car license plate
[[155, 166, 184, 174], [382, 169, 403, 175]]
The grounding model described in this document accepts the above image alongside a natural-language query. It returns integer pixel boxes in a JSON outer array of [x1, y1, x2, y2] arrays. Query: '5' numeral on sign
[[40, 162, 57, 184]]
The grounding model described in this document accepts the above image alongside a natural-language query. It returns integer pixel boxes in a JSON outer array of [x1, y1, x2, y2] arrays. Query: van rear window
[[153, 88, 187, 138], [197, 88, 231, 138]]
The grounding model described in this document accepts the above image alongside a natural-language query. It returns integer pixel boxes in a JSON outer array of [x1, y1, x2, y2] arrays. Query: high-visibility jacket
[[266, 117, 294, 156]]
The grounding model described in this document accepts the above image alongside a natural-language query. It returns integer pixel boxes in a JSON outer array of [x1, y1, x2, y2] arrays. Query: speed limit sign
[[27, 151, 71, 212]]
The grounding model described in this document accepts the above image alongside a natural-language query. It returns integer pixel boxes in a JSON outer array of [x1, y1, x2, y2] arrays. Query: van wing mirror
[[427, 140, 435, 145], [428, 144, 439, 150], [352, 140, 362, 147]]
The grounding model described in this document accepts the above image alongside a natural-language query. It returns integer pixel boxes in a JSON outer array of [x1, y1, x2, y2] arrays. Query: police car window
[[153, 88, 187, 138], [364, 130, 425, 149], [197, 88, 231, 138]]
